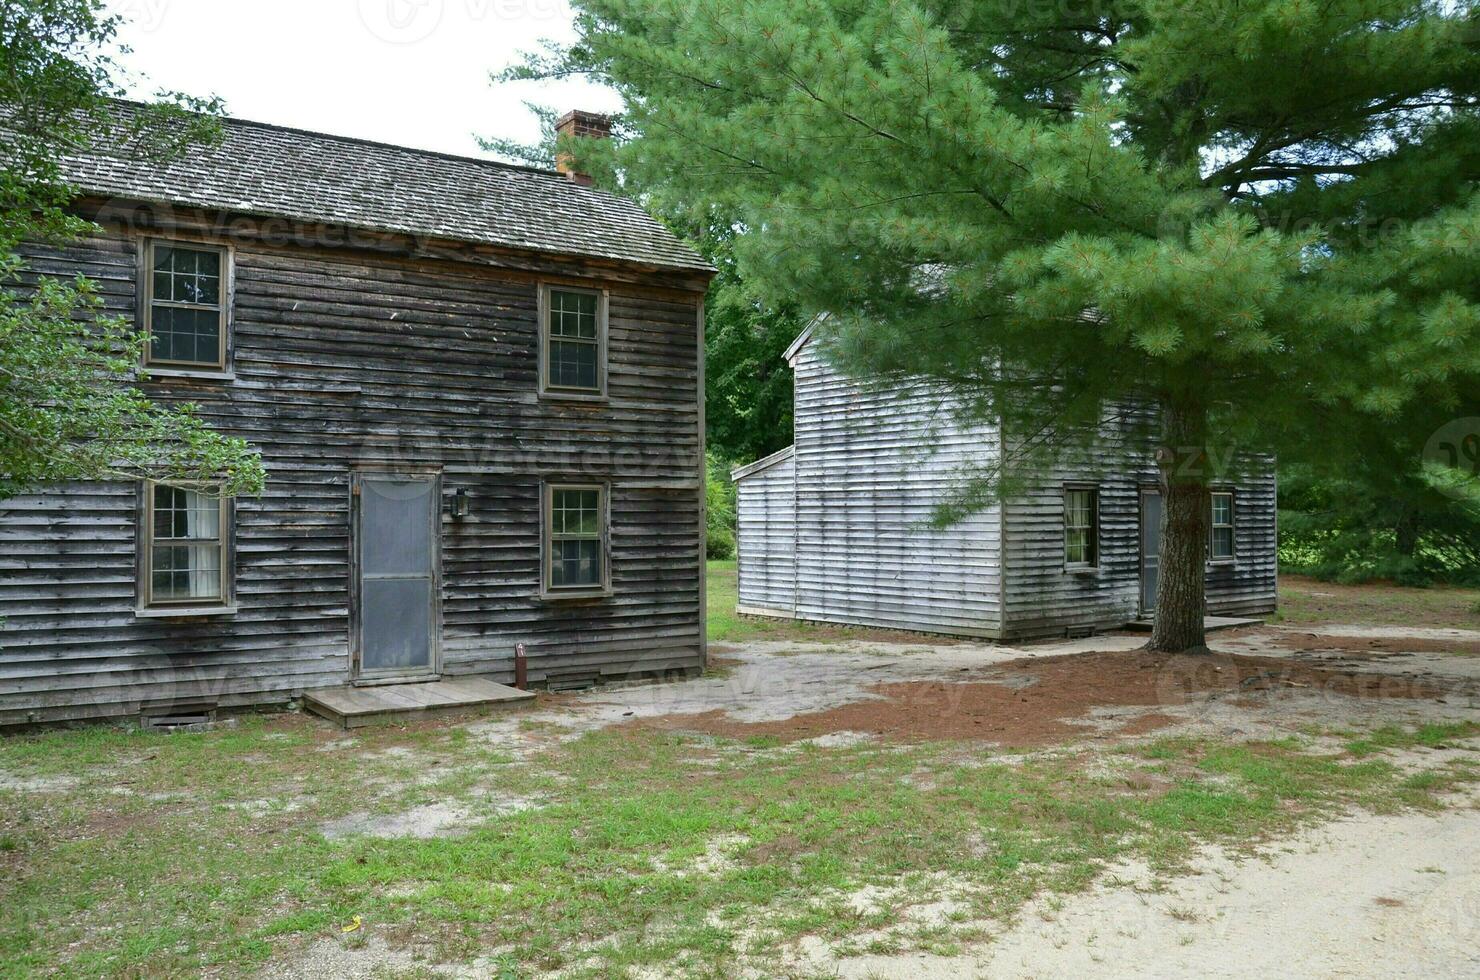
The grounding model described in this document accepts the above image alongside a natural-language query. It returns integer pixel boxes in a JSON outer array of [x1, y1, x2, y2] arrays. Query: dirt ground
[[633, 645, 1458, 747], [479, 620, 1480, 757], [242, 609, 1480, 978]]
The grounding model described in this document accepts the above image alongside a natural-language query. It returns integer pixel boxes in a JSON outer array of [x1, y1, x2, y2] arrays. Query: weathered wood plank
[[0, 221, 705, 726]]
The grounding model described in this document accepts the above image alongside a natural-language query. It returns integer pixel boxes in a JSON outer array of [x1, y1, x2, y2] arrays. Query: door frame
[[348, 466, 444, 684], [1138, 486, 1161, 617]]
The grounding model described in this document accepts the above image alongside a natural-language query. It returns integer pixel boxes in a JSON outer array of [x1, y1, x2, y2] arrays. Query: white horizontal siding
[[735, 455, 797, 613], [788, 345, 1002, 637]]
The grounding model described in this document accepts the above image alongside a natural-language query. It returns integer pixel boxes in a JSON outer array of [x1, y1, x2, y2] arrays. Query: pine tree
[[1279, 391, 1480, 586], [511, 0, 1480, 651]]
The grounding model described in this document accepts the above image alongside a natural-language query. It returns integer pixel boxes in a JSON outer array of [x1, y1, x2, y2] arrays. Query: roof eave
[[783, 313, 829, 366], [730, 445, 796, 482], [70, 189, 716, 278]]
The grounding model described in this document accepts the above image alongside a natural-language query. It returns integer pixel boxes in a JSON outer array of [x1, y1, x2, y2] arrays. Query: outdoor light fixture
[[450, 488, 471, 519]]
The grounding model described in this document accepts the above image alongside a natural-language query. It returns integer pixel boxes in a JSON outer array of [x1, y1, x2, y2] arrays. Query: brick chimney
[[554, 110, 611, 186]]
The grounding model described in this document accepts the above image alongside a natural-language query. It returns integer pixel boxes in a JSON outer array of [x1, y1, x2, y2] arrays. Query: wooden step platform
[[1125, 615, 1264, 633], [304, 676, 535, 729]]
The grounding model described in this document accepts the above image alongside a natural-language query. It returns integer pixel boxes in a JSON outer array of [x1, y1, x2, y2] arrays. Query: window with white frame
[[144, 242, 228, 369], [142, 483, 229, 606], [1064, 487, 1099, 568], [542, 285, 604, 394], [545, 484, 606, 592], [1210, 491, 1235, 561]]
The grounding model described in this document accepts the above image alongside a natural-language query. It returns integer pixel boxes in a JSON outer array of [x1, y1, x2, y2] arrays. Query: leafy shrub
[[705, 454, 737, 560]]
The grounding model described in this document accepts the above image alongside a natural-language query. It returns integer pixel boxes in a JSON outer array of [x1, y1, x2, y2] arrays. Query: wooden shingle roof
[[58, 102, 713, 274]]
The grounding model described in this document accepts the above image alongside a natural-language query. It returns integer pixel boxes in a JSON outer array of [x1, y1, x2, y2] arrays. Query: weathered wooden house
[[0, 105, 712, 727], [732, 324, 1277, 640]]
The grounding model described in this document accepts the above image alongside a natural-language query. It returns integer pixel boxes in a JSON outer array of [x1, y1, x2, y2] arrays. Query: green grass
[[1, 713, 1476, 978], [1276, 575, 1480, 630], [704, 559, 756, 643], [1342, 721, 1478, 758], [711, 564, 1480, 643], [706, 560, 956, 646]]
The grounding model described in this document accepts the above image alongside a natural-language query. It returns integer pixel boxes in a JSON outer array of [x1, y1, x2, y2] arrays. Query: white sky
[[105, 0, 618, 158]]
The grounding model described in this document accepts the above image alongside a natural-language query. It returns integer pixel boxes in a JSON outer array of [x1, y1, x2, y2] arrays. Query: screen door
[[1140, 490, 1163, 615], [355, 473, 439, 678]]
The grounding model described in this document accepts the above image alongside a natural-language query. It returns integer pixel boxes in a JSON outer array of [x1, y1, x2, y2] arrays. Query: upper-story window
[[144, 241, 228, 370], [541, 284, 606, 396]]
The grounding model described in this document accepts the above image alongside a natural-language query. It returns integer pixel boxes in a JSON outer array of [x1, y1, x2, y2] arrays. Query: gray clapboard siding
[[734, 449, 797, 616], [734, 339, 1003, 637], [0, 222, 705, 726], [1204, 465, 1279, 617], [998, 398, 1277, 638], [732, 330, 1277, 641]]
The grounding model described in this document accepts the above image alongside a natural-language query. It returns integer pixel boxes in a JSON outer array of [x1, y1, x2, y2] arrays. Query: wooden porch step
[[1124, 615, 1264, 633], [304, 675, 535, 729]]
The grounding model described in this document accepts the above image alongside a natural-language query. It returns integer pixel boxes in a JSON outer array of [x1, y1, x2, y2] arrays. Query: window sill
[[1066, 565, 1100, 576], [140, 367, 236, 383], [538, 388, 609, 404], [1207, 558, 1237, 567], [135, 605, 238, 619], [539, 588, 613, 602]]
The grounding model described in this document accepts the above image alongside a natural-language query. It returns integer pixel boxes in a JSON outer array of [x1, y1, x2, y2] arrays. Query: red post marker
[[514, 643, 528, 691]]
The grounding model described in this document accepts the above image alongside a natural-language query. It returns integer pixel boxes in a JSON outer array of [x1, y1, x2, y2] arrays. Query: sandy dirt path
[[793, 801, 1480, 979]]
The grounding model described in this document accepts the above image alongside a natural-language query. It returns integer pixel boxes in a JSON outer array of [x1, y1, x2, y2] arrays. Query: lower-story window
[[142, 483, 229, 606], [1210, 490, 1236, 561], [544, 483, 608, 594], [1064, 487, 1099, 568]]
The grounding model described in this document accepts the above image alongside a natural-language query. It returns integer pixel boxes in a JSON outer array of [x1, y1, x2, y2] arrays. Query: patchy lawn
[[1276, 574, 1480, 631], [2, 571, 1478, 977], [2, 660, 1478, 977]]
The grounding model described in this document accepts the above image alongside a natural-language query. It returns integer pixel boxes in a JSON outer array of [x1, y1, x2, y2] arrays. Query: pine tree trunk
[[1395, 513, 1419, 559], [1147, 395, 1210, 653]]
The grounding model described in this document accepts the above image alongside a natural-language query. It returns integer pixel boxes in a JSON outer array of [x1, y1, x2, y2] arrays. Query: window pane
[[152, 485, 183, 538], [151, 544, 222, 600], [551, 538, 601, 588], [549, 488, 603, 589], [153, 486, 219, 540], [549, 339, 599, 389], [552, 489, 601, 535], [1068, 491, 1094, 528], [147, 484, 224, 605], [153, 246, 221, 305], [1212, 526, 1235, 559], [150, 306, 221, 364], [1065, 490, 1096, 564], [1066, 529, 1089, 565], [549, 289, 598, 339], [1212, 494, 1233, 526]]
